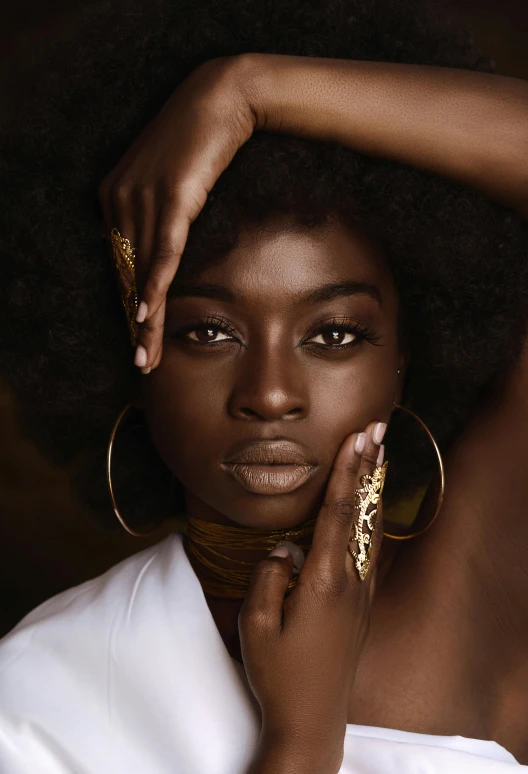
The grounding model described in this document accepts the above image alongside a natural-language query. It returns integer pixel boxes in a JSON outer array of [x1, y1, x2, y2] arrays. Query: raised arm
[[243, 54, 528, 219], [100, 54, 528, 371]]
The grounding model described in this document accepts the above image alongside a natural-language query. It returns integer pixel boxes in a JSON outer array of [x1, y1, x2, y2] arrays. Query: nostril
[[285, 408, 303, 418], [240, 408, 259, 418]]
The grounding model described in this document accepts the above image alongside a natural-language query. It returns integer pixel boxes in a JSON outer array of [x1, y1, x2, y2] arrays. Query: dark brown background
[[1, 0, 527, 638]]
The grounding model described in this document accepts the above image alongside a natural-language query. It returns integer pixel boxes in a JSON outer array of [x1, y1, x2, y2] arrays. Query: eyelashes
[[165, 314, 382, 350], [307, 319, 382, 349]]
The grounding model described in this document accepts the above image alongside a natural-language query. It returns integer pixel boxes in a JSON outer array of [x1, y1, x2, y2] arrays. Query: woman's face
[[137, 216, 407, 530]]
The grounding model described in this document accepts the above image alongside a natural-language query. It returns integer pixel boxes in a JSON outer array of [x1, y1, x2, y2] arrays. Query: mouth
[[222, 438, 319, 495], [221, 462, 319, 495]]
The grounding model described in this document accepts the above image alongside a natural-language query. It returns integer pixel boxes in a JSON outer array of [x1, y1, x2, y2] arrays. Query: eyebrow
[[167, 279, 382, 307]]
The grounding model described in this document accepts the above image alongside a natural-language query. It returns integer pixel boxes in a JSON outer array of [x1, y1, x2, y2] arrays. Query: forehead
[[172, 217, 397, 310]]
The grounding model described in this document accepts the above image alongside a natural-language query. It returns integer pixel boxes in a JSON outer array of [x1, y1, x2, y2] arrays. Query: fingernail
[[269, 544, 290, 558], [355, 432, 366, 453], [376, 444, 385, 466], [373, 422, 387, 445], [136, 301, 148, 323], [134, 345, 148, 367], [140, 366, 151, 375]]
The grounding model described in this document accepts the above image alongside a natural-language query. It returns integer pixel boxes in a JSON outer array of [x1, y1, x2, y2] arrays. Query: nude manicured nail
[[373, 422, 387, 445], [136, 301, 148, 323], [376, 444, 385, 466], [134, 345, 147, 367], [355, 433, 366, 453], [269, 544, 289, 558]]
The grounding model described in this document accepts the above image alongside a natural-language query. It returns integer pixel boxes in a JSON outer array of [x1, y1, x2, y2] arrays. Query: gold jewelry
[[109, 228, 139, 348], [385, 403, 445, 540], [348, 461, 388, 581], [107, 392, 444, 594], [183, 516, 316, 599], [107, 402, 161, 537]]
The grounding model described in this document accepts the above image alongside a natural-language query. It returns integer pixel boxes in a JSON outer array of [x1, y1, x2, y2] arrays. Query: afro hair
[[1, 0, 527, 530]]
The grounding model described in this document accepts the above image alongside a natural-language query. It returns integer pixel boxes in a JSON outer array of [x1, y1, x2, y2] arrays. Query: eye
[[304, 318, 381, 350], [165, 315, 382, 350], [308, 327, 358, 347], [187, 325, 232, 343], [164, 315, 238, 346]]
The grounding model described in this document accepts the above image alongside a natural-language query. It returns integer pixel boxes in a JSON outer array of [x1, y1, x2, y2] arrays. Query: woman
[[0, 0, 527, 771]]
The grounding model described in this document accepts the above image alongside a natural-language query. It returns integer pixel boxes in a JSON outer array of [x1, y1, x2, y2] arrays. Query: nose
[[228, 340, 309, 422]]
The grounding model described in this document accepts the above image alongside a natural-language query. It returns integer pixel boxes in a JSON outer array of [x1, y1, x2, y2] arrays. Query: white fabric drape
[[0, 532, 524, 773]]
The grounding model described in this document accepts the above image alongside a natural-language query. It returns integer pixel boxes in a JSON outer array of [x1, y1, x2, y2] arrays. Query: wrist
[[246, 734, 344, 774], [246, 747, 342, 774], [190, 54, 257, 138], [232, 52, 283, 133]]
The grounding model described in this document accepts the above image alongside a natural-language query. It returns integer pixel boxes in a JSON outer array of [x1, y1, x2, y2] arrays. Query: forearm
[[240, 53, 528, 217]]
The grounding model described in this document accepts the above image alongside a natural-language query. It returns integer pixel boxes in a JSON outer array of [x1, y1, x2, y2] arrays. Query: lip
[[222, 462, 319, 495], [224, 439, 317, 466]]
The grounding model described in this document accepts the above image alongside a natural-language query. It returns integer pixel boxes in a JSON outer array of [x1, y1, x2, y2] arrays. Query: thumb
[[239, 544, 294, 635], [268, 543, 293, 559]]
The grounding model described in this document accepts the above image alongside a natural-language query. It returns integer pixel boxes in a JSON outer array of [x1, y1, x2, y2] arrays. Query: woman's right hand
[[240, 421, 387, 772], [98, 54, 259, 372]]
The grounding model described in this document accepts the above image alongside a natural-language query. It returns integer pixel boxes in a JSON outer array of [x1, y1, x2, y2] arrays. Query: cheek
[[305, 351, 397, 472], [143, 361, 226, 476], [311, 346, 395, 420], [143, 336, 397, 486]]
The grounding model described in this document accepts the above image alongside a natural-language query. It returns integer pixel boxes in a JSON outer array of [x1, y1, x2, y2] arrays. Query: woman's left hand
[[98, 55, 260, 372], [239, 422, 387, 771]]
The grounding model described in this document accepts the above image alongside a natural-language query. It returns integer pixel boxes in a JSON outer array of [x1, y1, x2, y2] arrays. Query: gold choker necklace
[[182, 514, 318, 599]]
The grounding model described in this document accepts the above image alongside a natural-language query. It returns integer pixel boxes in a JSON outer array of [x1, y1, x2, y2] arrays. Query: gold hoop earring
[[107, 401, 162, 537], [108, 401, 444, 541], [383, 403, 445, 540]]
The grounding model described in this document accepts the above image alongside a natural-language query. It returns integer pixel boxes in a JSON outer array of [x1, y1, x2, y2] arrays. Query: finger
[[103, 182, 143, 359], [109, 180, 138, 254], [238, 548, 294, 637], [103, 180, 138, 307], [136, 196, 192, 365], [135, 186, 157, 295], [148, 296, 167, 371], [365, 443, 386, 586], [135, 294, 166, 372], [348, 423, 388, 583], [303, 421, 387, 582], [134, 187, 158, 373], [301, 431, 362, 588], [356, 421, 387, 492]]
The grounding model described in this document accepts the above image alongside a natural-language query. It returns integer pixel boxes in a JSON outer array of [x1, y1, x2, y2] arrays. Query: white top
[[0, 532, 524, 773]]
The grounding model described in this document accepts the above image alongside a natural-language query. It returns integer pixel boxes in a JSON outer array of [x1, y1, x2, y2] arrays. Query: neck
[[182, 489, 317, 598], [180, 523, 261, 665]]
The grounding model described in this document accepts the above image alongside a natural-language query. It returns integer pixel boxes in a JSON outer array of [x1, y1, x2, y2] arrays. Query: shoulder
[[0, 533, 179, 689], [439, 328, 528, 520], [0, 532, 194, 774]]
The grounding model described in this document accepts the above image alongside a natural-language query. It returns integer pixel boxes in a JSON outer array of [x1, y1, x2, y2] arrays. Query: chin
[[181, 465, 326, 530], [217, 489, 323, 531]]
